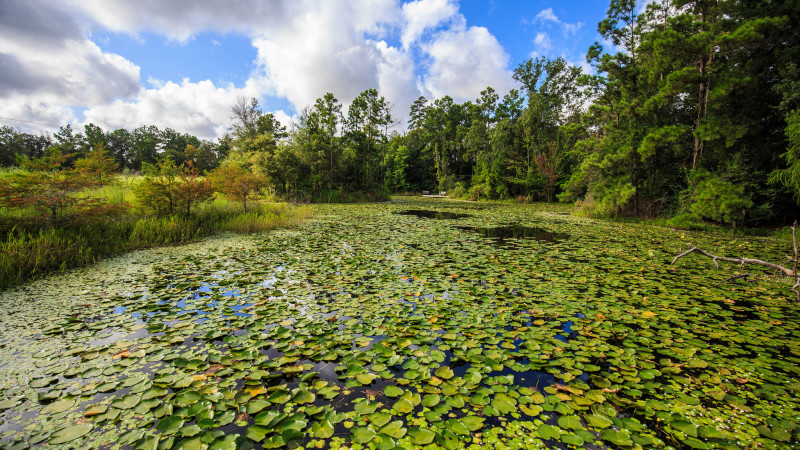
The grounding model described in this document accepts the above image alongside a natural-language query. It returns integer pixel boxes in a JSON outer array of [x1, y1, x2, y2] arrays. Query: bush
[[449, 182, 467, 199]]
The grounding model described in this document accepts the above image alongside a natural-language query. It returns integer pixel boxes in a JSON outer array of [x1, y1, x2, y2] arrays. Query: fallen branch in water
[[672, 222, 800, 301], [715, 274, 752, 286]]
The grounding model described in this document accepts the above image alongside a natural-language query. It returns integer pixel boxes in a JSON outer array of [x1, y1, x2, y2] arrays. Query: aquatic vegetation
[[0, 199, 798, 449]]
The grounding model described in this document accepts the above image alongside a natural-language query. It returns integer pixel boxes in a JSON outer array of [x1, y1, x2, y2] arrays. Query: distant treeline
[[0, 123, 229, 175], [2, 0, 798, 224]]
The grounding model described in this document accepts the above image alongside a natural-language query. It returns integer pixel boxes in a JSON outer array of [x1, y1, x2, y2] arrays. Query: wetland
[[0, 199, 798, 449]]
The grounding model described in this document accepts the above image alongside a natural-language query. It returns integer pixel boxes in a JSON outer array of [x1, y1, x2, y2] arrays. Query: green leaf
[[384, 385, 404, 398], [557, 415, 584, 431], [351, 427, 376, 444], [174, 390, 201, 407], [246, 425, 270, 443], [445, 419, 470, 436], [311, 420, 334, 439], [408, 426, 436, 445], [379, 420, 407, 439], [41, 398, 75, 414], [434, 366, 454, 379], [422, 394, 440, 407], [561, 433, 585, 446], [49, 424, 92, 445], [537, 424, 560, 440], [601, 429, 633, 446], [111, 394, 140, 410], [671, 420, 698, 437], [393, 398, 414, 414], [156, 416, 185, 434], [586, 414, 613, 429], [368, 412, 392, 428]]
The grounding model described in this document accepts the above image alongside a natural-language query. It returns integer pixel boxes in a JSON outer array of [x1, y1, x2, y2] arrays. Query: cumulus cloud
[[400, 0, 459, 49], [530, 32, 553, 58], [0, 0, 140, 128], [74, 0, 289, 42], [533, 8, 584, 36], [420, 24, 514, 101], [5, 0, 520, 137], [82, 78, 267, 139], [535, 8, 559, 24]]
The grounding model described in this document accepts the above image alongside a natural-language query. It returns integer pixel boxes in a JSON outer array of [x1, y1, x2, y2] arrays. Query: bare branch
[[671, 245, 796, 277], [715, 274, 751, 286], [673, 242, 800, 301]]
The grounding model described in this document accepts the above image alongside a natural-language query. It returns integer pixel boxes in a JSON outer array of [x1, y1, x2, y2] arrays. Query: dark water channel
[[395, 209, 471, 220], [456, 224, 568, 244]]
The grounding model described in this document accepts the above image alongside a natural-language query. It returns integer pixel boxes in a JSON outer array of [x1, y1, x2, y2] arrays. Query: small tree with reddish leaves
[[533, 141, 562, 202], [208, 165, 266, 213], [175, 161, 215, 217], [74, 143, 119, 182], [0, 149, 124, 225]]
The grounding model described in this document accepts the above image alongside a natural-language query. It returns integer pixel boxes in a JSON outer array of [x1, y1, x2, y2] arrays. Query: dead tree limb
[[672, 221, 800, 301], [715, 274, 751, 286]]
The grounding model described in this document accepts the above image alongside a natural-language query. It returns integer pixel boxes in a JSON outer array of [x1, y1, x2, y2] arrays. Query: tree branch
[[672, 241, 800, 301], [671, 246, 796, 277]]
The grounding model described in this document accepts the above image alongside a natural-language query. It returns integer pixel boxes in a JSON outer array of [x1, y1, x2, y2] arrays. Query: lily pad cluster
[[0, 199, 799, 449]]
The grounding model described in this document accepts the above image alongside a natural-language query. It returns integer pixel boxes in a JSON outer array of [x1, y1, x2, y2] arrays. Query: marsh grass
[[0, 172, 312, 289]]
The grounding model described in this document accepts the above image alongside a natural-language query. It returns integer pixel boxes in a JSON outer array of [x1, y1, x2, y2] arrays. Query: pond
[[0, 199, 798, 449]]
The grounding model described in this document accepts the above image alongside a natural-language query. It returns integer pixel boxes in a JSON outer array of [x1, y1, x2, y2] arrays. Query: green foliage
[[74, 144, 119, 181], [208, 165, 266, 213], [136, 158, 214, 217], [0, 149, 122, 224], [684, 169, 753, 226], [383, 143, 410, 193], [135, 157, 181, 216]]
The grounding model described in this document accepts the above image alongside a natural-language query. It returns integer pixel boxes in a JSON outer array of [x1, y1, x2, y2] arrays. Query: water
[[395, 209, 471, 220], [455, 224, 568, 244]]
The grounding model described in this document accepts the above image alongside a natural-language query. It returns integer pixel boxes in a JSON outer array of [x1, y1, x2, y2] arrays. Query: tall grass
[[0, 174, 312, 290]]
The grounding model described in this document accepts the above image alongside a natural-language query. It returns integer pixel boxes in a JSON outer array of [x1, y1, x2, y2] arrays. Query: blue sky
[[0, 0, 611, 139]]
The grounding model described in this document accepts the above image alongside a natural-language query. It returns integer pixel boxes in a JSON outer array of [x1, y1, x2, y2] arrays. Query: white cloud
[[401, 0, 459, 48], [530, 32, 553, 58], [0, 0, 140, 131], [82, 78, 264, 139], [73, 0, 289, 43], [420, 24, 514, 101], [535, 8, 559, 24], [5, 0, 522, 137], [532, 8, 583, 36]]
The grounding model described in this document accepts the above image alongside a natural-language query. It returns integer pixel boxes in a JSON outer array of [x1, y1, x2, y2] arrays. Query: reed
[[0, 198, 312, 290]]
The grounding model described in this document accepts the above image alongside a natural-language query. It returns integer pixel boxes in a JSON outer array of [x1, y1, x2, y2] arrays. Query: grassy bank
[[0, 201, 310, 290], [0, 172, 311, 290]]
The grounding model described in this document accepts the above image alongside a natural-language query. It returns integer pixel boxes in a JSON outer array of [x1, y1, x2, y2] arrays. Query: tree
[[208, 165, 266, 212], [0, 149, 118, 224], [230, 97, 262, 141], [383, 141, 410, 193], [534, 142, 563, 202], [74, 143, 119, 182], [129, 125, 161, 172], [770, 64, 800, 202], [174, 162, 214, 217], [136, 157, 181, 216]]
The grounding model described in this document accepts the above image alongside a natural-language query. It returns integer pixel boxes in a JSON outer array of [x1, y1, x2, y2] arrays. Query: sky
[[0, 0, 610, 140]]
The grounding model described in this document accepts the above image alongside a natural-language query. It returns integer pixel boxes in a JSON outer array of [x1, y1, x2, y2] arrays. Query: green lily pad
[[380, 420, 407, 439], [351, 427, 376, 444], [408, 426, 436, 445], [393, 398, 414, 413], [49, 424, 92, 445], [156, 415, 185, 434]]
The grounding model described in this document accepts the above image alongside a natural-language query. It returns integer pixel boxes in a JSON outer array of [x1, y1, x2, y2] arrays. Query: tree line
[[2, 0, 798, 225], [0, 123, 229, 175]]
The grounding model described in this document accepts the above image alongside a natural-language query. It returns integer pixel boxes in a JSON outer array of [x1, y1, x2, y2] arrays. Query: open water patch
[[395, 209, 471, 220], [455, 224, 568, 244]]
